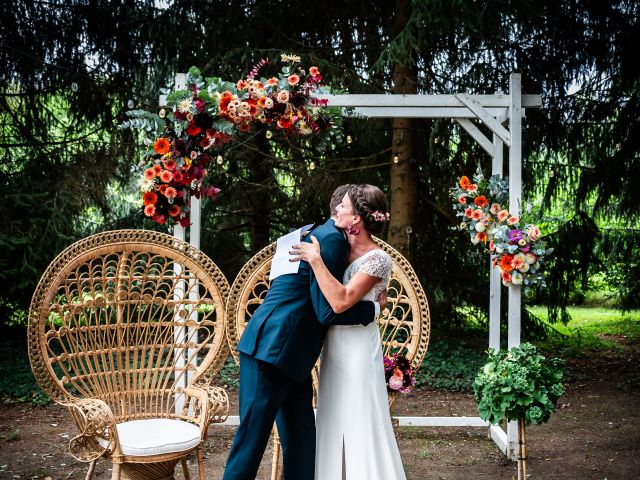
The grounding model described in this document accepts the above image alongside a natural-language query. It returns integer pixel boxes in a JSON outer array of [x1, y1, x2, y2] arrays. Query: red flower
[[186, 122, 202, 136], [458, 196, 466, 204], [152, 164, 162, 176], [239, 123, 251, 132], [160, 170, 173, 183], [142, 191, 158, 205], [168, 204, 181, 217], [474, 196, 488, 208], [143, 204, 156, 217], [152, 214, 166, 225], [179, 216, 191, 227]]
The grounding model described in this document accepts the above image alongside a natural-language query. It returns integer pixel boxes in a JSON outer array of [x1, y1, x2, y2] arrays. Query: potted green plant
[[473, 342, 565, 479]]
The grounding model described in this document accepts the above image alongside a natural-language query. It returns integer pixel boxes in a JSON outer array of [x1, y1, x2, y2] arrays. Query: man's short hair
[[329, 184, 351, 216]]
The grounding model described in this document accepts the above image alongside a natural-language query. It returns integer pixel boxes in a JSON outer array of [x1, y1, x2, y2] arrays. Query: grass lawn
[[528, 305, 640, 356]]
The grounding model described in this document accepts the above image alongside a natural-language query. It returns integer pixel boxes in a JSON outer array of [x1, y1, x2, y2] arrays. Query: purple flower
[[520, 243, 530, 253], [388, 375, 403, 391], [508, 229, 523, 243], [383, 356, 395, 373]]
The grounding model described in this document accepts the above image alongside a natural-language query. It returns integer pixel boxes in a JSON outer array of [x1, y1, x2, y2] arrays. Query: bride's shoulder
[[356, 249, 392, 277]]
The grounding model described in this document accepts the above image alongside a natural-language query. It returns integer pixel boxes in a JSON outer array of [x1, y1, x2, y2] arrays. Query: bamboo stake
[[517, 417, 527, 480]]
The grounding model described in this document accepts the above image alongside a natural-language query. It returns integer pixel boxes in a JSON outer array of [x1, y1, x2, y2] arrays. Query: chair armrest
[[183, 384, 229, 429], [61, 398, 119, 462]]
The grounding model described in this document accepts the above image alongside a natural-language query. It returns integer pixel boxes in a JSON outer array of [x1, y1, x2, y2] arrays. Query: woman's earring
[[347, 223, 360, 236]]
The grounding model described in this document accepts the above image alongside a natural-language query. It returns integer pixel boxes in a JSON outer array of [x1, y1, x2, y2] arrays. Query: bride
[[291, 184, 406, 480]]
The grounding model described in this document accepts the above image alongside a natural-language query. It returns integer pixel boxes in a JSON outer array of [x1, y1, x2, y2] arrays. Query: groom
[[223, 185, 383, 480]]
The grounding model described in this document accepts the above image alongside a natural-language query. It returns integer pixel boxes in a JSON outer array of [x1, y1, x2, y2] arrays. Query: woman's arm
[[291, 235, 380, 313]]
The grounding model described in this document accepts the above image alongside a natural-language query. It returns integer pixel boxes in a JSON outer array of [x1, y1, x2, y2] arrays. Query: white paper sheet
[[269, 224, 315, 281]]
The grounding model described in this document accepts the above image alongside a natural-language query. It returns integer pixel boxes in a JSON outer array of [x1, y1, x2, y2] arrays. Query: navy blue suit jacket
[[237, 218, 376, 382]]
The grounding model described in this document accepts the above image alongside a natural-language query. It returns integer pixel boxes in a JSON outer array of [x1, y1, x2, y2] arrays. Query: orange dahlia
[[499, 254, 515, 272], [142, 191, 157, 205], [153, 137, 170, 155], [459, 176, 471, 190]]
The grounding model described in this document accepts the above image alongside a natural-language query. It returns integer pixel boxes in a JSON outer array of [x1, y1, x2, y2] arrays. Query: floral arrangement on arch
[[450, 168, 553, 291], [120, 54, 338, 226], [383, 353, 415, 394]]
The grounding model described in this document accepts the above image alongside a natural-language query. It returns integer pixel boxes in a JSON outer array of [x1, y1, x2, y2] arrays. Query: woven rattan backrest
[[28, 230, 229, 421], [226, 237, 430, 372]]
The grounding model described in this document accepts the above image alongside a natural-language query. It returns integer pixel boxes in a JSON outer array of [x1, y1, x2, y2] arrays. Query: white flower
[[475, 222, 486, 232], [459, 222, 467, 230], [511, 271, 524, 285], [471, 235, 481, 245], [533, 261, 541, 270], [518, 239, 527, 247], [297, 121, 313, 135], [518, 263, 530, 273], [281, 53, 301, 63], [525, 253, 537, 264], [177, 99, 193, 113], [137, 177, 154, 192]]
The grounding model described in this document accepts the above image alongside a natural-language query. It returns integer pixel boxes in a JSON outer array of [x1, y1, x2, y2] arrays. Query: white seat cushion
[[97, 418, 201, 456]]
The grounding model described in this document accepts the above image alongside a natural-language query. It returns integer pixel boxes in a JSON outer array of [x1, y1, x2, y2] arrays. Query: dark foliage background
[[1, 0, 638, 332]]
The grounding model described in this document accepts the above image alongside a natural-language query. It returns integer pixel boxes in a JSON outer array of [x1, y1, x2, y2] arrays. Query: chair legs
[[111, 463, 121, 480], [181, 458, 191, 480], [85, 459, 97, 480], [197, 446, 205, 480]]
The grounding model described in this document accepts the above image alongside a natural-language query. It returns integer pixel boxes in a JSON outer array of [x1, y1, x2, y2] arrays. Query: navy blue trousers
[[222, 353, 316, 480]]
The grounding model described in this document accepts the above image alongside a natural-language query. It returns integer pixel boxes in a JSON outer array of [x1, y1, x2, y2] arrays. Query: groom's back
[[236, 219, 345, 381]]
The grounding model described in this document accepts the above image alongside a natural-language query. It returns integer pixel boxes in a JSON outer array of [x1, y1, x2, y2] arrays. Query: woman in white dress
[[292, 184, 406, 480]]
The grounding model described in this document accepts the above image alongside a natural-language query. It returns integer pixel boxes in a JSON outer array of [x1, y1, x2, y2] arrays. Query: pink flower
[[144, 168, 156, 180], [511, 256, 525, 270], [471, 210, 482, 221], [490, 203, 501, 215], [266, 77, 278, 86], [309, 66, 320, 77], [476, 231, 487, 243], [287, 74, 300, 86], [527, 225, 542, 241], [143, 204, 156, 217], [458, 196, 467, 204], [467, 184, 478, 192], [497, 210, 510, 222], [236, 79, 248, 90], [507, 216, 519, 225], [160, 170, 173, 183], [276, 90, 290, 103], [465, 208, 473, 218]]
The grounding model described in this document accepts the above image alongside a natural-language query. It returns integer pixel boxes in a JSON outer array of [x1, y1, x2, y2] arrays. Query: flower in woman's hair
[[497, 210, 510, 222], [490, 203, 501, 215], [168, 204, 181, 217], [160, 170, 173, 183], [309, 66, 320, 77], [152, 164, 163, 176], [177, 99, 193, 114], [287, 74, 300, 86], [153, 137, 170, 155], [459, 176, 471, 190], [144, 168, 156, 180], [507, 215, 519, 225], [277, 90, 290, 103], [164, 186, 177, 199], [144, 204, 156, 217], [372, 210, 390, 222], [474, 195, 488, 208], [142, 191, 158, 205]]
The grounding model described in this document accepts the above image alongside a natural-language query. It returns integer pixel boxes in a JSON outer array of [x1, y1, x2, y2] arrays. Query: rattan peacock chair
[[225, 237, 431, 480], [28, 230, 230, 480]]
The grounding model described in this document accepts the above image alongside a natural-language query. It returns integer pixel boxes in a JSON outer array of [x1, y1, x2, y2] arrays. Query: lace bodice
[[343, 249, 392, 301]]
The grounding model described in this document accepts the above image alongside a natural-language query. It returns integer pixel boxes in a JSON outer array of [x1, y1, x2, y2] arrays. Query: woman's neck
[[347, 232, 377, 260]]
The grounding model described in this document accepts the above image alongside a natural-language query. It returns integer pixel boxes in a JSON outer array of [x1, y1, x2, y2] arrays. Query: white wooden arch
[[164, 73, 542, 458]]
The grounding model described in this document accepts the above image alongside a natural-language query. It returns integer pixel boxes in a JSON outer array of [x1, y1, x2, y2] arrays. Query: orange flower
[[236, 79, 248, 90], [266, 77, 278, 86], [160, 170, 173, 183], [287, 74, 300, 86], [257, 97, 268, 108], [152, 164, 162, 176], [309, 66, 320, 77], [164, 186, 177, 199], [153, 138, 170, 155], [459, 176, 471, 190], [499, 254, 515, 272], [474, 196, 488, 208], [143, 204, 156, 217], [142, 191, 157, 205], [144, 168, 156, 180], [168, 204, 181, 217]]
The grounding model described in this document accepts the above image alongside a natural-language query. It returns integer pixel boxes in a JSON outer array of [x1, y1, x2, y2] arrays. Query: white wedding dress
[[315, 249, 407, 480]]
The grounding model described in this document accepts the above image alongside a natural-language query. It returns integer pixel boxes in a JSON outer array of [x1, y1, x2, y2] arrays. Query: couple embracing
[[223, 184, 406, 480]]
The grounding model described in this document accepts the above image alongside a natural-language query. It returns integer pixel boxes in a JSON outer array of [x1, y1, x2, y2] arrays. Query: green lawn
[[528, 306, 640, 356]]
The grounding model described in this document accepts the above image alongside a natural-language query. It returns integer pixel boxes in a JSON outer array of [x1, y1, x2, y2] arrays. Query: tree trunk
[[388, 0, 419, 260], [247, 132, 272, 252]]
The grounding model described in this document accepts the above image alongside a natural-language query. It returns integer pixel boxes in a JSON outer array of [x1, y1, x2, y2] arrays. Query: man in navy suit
[[223, 186, 382, 479]]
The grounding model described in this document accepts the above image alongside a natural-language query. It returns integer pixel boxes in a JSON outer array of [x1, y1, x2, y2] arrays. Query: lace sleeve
[[357, 251, 392, 280]]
